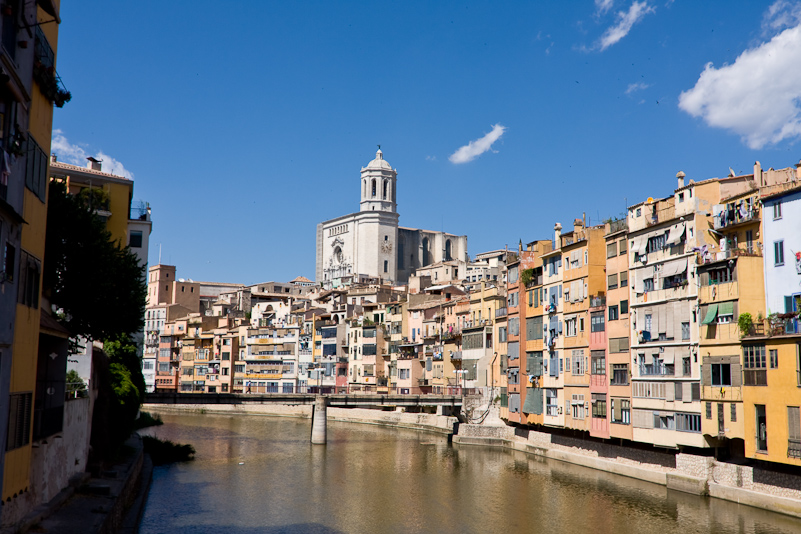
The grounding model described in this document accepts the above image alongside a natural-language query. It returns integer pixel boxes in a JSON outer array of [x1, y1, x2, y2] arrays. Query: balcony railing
[[714, 206, 759, 230], [496, 307, 508, 318], [608, 219, 628, 234], [590, 295, 606, 308], [639, 363, 673, 376]]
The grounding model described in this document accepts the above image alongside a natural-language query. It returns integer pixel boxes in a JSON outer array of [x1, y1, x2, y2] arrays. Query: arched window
[[372, 179, 376, 197], [422, 237, 430, 266], [363, 179, 366, 197], [383, 260, 388, 273], [383, 180, 388, 200], [445, 239, 452, 261]]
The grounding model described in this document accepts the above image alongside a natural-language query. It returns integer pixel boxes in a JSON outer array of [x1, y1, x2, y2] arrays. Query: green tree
[[45, 180, 147, 460], [44, 180, 146, 341]]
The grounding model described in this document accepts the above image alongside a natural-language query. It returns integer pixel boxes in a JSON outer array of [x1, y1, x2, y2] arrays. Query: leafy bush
[[142, 436, 195, 465], [738, 312, 753, 337], [134, 411, 163, 430]]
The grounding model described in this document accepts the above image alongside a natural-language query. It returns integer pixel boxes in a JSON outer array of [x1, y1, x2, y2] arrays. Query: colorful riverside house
[[464, 282, 505, 398], [740, 178, 801, 466], [493, 296, 508, 411], [441, 296, 466, 395], [604, 219, 633, 441], [504, 254, 523, 418], [2, 0, 64, 514], [560, 220, 606, 433], [697, 180, 767, 457], [387, 299, 406, 391], [520, 240, 552, 425], [628, 174, 721, 450], [541, 224, 566, 428], [155, 318, 188, 392]]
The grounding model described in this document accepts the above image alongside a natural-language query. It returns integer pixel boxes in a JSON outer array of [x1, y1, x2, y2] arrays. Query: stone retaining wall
[[456, 424, 801, 519]]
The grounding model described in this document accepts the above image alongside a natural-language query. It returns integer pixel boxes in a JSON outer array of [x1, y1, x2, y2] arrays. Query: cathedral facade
[[315, 149, 467, 287]]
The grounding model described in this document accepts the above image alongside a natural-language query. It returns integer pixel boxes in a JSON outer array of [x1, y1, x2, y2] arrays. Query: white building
[[316, 149, 468, 288], [761, 183, 801, 320]]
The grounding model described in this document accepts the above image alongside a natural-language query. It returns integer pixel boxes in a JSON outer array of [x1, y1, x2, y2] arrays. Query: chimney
[[87, 157, 102, 172], [554, 222, 562, 249], [754, 161, 763, 186], [676, 171, 685, 189]]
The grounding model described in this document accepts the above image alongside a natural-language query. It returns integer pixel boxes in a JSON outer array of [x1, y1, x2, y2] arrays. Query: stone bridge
[[144, 392, 463, 443]]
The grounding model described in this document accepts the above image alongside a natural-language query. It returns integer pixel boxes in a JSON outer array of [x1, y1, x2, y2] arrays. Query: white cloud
[[448, 124, 506, 164], [425, 155, 437, 161], [626, 82, 651, 94], [51, 130, 134, 179], [678, 24, 801, 149], [762, 0, 801, 33], [595, 0, 614, 15], [598, 1, 655, 51]]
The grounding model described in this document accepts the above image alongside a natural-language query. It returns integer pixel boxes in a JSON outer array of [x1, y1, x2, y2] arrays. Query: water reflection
[[140, 413, 801, 534]]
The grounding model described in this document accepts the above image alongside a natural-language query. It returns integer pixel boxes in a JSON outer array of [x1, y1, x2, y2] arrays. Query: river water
[[140, 413, 801, 534]]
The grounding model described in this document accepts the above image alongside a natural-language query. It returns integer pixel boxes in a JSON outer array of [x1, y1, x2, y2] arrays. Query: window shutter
[[786, 296, 794, 314], [702, 361, 712, 386], [675, 381, 683, 401], [788, 407, 801, 441], [691, 382, 701, 401], [730, 357, 742, 387]]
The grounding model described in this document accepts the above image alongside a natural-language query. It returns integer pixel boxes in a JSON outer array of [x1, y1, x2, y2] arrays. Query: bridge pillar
[[310, 396, 328, 444]]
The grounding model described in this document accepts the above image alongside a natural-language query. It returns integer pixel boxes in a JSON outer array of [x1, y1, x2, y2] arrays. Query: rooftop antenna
[[158, 243, 162, 264]]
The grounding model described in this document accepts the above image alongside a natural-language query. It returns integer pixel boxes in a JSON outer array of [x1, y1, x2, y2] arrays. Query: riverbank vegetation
[[142, 436, 196, 465], [44, 180, 149, 465], [134, 411, 164, 430]]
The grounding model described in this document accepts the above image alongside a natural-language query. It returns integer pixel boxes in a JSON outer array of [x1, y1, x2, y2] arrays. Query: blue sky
[[52, 1, 801, 285]]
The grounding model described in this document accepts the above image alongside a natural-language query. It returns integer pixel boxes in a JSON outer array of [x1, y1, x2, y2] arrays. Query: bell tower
[[360, 148, 397, 213]]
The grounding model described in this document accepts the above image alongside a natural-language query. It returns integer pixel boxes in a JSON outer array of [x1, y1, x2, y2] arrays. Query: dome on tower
[[364, 149, 393, 171]]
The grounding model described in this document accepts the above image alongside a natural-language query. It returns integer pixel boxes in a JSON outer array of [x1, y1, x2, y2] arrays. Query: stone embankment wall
[[455, 424, 801, 519]]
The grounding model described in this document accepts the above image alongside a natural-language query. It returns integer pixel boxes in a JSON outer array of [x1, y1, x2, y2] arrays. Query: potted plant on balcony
[[738, 312, 753, 337]]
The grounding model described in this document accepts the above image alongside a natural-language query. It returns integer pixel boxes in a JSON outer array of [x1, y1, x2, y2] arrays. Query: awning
[[719, 301, 734, 316], [632, 235, 648, 255], [660, 258, 688, 278], [666, 222, 686, 246], [701, 304, 718, 325], [661, 347, 675, 364], [522, 387, 543, 414]]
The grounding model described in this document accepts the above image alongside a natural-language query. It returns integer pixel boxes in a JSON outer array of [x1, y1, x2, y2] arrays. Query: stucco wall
[[1, 397, 92, 527]]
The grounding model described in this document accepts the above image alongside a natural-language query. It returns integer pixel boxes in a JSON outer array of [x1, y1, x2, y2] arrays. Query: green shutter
[[701, 304, 719, 325], [719, 301, 734, 316]]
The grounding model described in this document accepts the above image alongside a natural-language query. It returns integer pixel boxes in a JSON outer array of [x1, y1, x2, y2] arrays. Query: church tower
[[359, 148, 397, 213]]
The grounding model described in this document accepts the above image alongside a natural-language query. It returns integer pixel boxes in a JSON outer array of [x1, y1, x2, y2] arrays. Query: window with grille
[[7, 393, 32, 451]]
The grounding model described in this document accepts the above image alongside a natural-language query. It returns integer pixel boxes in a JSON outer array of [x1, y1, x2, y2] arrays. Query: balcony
[[590, 295, 606, 308], [713, 205, 759, 230], [608, 219, 628, 235], [742, 316, 799, 338], [646, 204, 675, 227], [450, 351, 462, 360], [639, 363, 673, 376], [496, 307, 508, 318]]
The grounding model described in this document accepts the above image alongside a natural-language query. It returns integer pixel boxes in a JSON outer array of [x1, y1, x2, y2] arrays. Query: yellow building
[[3, 0, 64, 509], [698, 187, 765, 456]]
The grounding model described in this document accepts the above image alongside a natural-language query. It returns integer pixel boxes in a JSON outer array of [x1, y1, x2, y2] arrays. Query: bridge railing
[[240, 385, 478, 396]]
